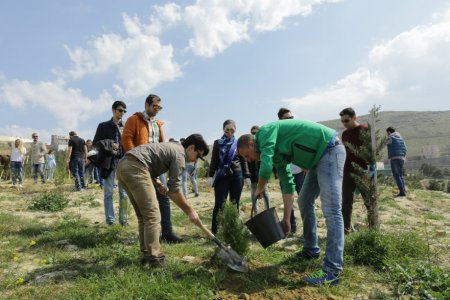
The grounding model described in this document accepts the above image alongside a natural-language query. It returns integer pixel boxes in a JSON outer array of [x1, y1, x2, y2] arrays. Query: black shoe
[[194, 193, 199, 197], [120, 221, 129, 226], [296, 250, 320, 260], [395, 193, 406, 198], [161, 234, 184, 244], [291, 226, 297, 233]]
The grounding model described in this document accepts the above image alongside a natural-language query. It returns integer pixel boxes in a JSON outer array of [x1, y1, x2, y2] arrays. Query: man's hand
[[188, 209, 200, 226], [153, 178, 168, 196], [113, 143, 119, 151], [207, 177, 214, 187]]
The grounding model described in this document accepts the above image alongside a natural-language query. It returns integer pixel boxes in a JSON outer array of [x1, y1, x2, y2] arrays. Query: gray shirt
[[127, 142, 186, 192]]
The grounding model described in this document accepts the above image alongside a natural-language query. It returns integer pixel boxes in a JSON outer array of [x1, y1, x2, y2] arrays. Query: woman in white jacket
[[11, 139, 26, 187]]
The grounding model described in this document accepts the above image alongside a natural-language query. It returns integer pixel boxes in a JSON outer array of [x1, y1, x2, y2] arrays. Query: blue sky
[[1, 0, 450, 144]]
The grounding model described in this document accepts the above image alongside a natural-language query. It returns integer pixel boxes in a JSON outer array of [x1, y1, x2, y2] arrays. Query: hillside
[[320, 110, 450, 159]]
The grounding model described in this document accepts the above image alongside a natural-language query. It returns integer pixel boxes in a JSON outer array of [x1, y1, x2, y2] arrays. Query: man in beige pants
[[117, 134, 209, 266]]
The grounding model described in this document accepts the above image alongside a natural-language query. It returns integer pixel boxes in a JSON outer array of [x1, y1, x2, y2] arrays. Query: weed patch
[[28, 191, 69, 212]]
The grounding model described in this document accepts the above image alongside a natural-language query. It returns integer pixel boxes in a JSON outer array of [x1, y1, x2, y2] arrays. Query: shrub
[[217, 201, 250, 256], [447, 181, 450, 194], [346, 230, 388, 270], [428, 180, 442, 191], [28, 191, 69, 212]]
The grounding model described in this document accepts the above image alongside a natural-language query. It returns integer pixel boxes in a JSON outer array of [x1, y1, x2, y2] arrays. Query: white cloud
[[64, 13, 182, 98], [0, 79, 112, 129], [183, 0, 342, 57], [285, 9, 450, 121], [0, 125, 55, 144]]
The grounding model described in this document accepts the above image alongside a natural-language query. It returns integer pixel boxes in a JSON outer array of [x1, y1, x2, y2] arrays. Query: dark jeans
[[342, 172, 367, 232], [87, 163, 101, 184], [70, 157, 86, 190], [391, 159, 406, 195], [157, 189, 174, 237], [211, 172, 244, 234]]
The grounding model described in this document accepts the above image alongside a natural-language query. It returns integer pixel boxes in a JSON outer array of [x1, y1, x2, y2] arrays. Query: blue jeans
[[390, 159, 406, 195], [182, 164, 199, 196], [103, 169, 128, 224], [32, 163, 45, 183], [157, 174, 174, 237], [211, 172, 244, 234], [87, 163, 101, 184], [69, 157, 86, 190], [298, 144, 346, 274], [11, 161, 23, 185]]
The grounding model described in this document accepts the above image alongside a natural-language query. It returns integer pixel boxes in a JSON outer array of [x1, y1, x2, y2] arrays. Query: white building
[[51, 135, 70, 151]]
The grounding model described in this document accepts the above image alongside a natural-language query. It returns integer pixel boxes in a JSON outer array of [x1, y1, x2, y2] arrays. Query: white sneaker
[[19, 184, 23, 188]]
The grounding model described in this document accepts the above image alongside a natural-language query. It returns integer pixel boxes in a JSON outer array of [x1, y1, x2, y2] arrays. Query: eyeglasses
[[116, 108, 127, 113], [224, 128, 235, 133], [282, 116, 294, 120], [341, 119, 351, 123], [153, 105, 163, 111], [195, 149, 204, 161]]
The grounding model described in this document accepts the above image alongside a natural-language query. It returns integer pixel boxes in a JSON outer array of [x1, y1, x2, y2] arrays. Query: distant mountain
[[319, 110, 450, 159]]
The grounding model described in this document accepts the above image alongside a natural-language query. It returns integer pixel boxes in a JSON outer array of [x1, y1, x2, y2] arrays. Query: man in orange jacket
[[122, 94, 183, 243]]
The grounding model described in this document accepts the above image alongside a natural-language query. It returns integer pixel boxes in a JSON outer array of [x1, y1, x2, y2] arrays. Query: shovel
[[196, 221, 248, 273]]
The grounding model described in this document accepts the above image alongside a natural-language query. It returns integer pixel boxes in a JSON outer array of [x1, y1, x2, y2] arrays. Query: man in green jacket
[[237, 119, 346, 286]]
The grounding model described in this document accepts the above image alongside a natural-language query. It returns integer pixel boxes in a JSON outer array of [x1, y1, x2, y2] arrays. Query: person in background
[[207, 119, 250, 235], [248, 125, 270, 214], [277, 108, 306, 233], [94, 100, 129, 225], [122, 94, 182, 242], [182, 160, 199, 197], [86, 139, 102, 187], [30, 132, 47, 184], [67, 131, 88, 191], [386, 127, 407, 197], [339, 107, 369, 234], [11, 139, 26, 188], [47, 150, 57, 181]]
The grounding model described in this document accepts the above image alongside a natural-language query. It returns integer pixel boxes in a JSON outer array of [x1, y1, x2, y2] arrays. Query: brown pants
[[342, 172, 366, 233], [117, 155, 164, 261]]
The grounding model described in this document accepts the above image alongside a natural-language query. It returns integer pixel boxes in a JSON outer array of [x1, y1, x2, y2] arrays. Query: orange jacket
[[122, 112, 165, 152]]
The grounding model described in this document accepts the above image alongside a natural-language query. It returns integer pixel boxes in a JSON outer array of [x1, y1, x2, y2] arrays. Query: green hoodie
[[255, 119, 335, 194]]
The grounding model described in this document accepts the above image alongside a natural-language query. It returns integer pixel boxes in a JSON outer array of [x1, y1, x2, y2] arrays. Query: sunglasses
[[32, 136, 38, 138], [116, 108, 127, 113], [153, 105, 163, 111], [224, 128, 235, 133], [341, 119, 351, 123], [251, 131, 257, 135], [195, 149, 204, 161], [282, 116, 294, 120]]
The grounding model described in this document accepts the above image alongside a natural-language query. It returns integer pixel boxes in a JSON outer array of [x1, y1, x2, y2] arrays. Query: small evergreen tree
[[345, 106, 386, 229], [217, 201, 250, 256]]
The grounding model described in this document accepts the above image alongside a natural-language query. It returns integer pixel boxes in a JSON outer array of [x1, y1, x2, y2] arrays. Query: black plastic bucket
[[245, 207, 286, 248]]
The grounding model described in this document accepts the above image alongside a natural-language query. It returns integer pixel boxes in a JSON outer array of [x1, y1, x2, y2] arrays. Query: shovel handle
[[196, 220, 216, 240]]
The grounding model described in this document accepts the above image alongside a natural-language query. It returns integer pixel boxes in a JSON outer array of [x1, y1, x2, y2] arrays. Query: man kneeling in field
[[117, 134, 208, 267]]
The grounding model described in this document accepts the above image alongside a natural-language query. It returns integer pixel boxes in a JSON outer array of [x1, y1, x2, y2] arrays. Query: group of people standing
[[8, 94, 408, 287], [10, 134, 57, 187]]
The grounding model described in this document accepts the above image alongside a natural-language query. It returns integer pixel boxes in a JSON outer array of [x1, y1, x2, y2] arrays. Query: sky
[[1, 0, 450, 144]]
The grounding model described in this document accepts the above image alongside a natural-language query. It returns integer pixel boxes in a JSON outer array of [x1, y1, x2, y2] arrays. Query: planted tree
[[217, 201, 249, 256], [345, 106, 386, 229]]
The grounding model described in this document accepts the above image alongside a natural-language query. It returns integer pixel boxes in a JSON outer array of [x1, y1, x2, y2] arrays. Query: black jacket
[[208, 139, 250, 179], [93, 118, 124, 178]]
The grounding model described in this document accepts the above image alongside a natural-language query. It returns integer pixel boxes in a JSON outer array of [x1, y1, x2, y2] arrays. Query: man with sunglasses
[[117, 134, 208, 267], [93, 100, 129, 226], [339, 107, 368, 234], [122, 94, 183, 243], [29, 132, 47, 184]]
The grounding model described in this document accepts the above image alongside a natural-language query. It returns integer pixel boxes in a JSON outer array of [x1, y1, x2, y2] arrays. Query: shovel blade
[[217, 248, 248, 273]]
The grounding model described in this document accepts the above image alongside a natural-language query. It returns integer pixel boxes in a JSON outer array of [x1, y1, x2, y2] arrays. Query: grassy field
[[0, 178, 449, 299]]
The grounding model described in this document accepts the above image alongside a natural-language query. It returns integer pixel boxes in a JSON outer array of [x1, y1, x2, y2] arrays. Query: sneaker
[[194, 193, 199, 197], [19, 184, 23, 188], [303, 269, 340, 286], [161, 234, 184, 244], [120, 221, 129, 226], [296, 250, 319, 260]]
